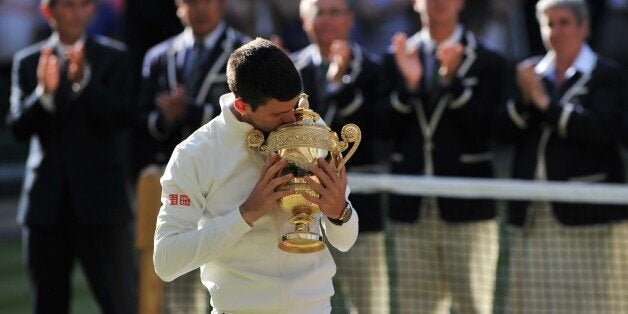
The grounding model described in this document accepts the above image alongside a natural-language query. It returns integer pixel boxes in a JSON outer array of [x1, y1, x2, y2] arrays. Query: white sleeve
[[153, 147, 252, 282], [321, 188, 359, 252]]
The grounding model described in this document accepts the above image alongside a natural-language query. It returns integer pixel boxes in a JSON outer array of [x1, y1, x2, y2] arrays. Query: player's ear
[[234, 98, 248, 114]]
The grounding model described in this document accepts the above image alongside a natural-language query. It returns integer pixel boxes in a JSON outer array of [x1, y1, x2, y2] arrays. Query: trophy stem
[[279, 206, 325, 253], [291, 209, 313, 233]]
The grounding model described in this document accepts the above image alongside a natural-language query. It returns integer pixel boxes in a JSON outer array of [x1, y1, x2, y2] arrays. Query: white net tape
[[336, 173, 628, 314], [348, 173, 628, 204]]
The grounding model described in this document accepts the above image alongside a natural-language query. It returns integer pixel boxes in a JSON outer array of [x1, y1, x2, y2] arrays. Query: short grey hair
[[536, 0, 590, 24]]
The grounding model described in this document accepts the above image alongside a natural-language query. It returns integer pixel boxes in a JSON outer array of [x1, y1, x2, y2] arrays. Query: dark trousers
[[23, 222, 136, 314]]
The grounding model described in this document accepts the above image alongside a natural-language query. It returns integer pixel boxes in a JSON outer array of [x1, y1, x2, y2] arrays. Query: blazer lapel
[[176, 46, 187, 84], [189, 29, 232, 103], [199, 30, 228, 76]]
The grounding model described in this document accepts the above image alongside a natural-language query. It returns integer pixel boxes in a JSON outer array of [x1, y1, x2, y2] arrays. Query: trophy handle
[[244, 129, 267, 168], [336, 123, 361, 172]]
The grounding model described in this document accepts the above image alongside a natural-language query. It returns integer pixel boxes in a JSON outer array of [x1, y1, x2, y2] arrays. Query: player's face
[[246, 97, 299, 133]]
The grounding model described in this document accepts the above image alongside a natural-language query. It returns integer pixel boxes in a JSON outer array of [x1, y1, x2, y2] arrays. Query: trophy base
[[279, 232, 325, 253]]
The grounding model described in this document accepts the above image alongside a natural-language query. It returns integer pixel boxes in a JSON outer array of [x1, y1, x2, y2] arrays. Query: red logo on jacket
[[168, 194, 191, 206], [179, 195, 191, 206]]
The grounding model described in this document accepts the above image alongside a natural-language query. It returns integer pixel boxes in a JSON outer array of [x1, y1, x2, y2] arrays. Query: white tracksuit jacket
[[154, 93, 359, 314]]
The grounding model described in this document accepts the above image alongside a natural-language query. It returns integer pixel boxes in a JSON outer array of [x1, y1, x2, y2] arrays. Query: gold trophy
[[244, 93, 361, 253]]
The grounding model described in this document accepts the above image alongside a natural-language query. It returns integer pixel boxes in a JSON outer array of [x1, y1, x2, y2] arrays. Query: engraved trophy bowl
[[245, 93, 361, 253]]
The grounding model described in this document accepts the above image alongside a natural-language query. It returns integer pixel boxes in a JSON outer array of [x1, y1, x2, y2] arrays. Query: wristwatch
[[328, 202, 352, 226]]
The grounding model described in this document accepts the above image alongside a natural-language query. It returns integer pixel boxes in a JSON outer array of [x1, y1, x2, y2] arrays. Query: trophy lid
[[264, 92, 338, 154], [294, 93, 320, 123]]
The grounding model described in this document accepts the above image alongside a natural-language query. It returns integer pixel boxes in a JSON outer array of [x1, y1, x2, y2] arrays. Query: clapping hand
[[392, 32, 422, 91], [156, 86, 188, 125], [517, 58, 549, 111], [327, 39, 352, 85], [37, 47, 59, 94], [67, 43, 86, 84], [436, 42, 464, 85]]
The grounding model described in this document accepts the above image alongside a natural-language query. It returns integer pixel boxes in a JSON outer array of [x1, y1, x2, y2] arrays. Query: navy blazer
[[8, 35, 135, 228], [381, 30, 509, 223], [292, 43, 385, 231], [133, 26, 249, 173], [494, 55, 628, 226]]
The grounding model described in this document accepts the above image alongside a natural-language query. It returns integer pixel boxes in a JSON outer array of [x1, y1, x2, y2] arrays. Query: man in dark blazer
[[380, 0, 509, 313], [7, 0, 136, 313], [494, 0, 628, 312], [292, 0, 389, 313], [133, 0, 249, 176], [132, 0, 248, 312]]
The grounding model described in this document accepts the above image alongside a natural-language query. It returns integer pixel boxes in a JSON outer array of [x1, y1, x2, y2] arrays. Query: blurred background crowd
[[2, 0, 628, 313], [2, 0, 628, 177]]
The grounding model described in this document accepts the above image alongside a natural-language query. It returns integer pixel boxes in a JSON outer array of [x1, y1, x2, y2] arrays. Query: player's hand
[[302, 157, 347, 220], [240, 153, 294, 225]]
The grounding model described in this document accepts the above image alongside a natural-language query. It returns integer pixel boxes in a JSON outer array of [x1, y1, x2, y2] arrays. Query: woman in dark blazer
[[494, 0, 628, 312]]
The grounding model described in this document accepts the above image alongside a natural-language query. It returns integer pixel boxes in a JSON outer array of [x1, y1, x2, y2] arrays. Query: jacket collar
[[535, 44, 598, 82], [407, 24, 464, 53], [180, 22, 226, 51], [171, 22, 227, 53], [218, 93, 254, 135], [293, 43, 362, 70], [46, 32, 87, 59]]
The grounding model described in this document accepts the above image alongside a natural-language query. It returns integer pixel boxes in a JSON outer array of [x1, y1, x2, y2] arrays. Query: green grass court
[[0, 239, 99, 314]]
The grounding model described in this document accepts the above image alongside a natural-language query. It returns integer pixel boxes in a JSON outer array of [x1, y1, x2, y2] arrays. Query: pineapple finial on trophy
[[298, 92, 310, 109], [295, 93, 320, 123]]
